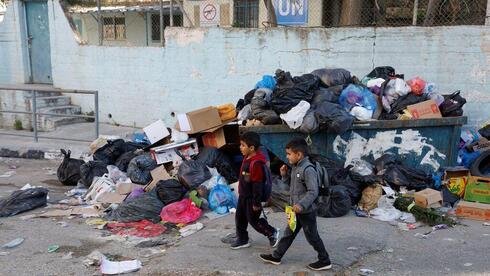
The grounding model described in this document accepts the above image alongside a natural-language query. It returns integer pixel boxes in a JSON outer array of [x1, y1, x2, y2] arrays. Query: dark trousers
[[235, 196, 275, 242], [273, 211, 330, 262]]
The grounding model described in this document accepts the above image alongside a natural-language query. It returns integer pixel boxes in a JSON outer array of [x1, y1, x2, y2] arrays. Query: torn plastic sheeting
[[100, 257, 142, 275], [280, 100, 310, 129], [106, 220, 167, 238], [370, 196, 402, 222]]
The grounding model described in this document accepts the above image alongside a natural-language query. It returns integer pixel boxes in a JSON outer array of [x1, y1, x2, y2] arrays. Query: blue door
[[25, 1, 52, 84]]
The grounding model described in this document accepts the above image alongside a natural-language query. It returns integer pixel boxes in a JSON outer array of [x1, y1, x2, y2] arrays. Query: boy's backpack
[[249, 160, 272, 202], [306, 161, 330, 196]]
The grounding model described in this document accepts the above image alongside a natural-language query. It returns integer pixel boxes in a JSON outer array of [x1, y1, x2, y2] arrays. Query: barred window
[[151, 13, 183, 42], [103, 16, 125, 40], [234, 0, 259, 28]]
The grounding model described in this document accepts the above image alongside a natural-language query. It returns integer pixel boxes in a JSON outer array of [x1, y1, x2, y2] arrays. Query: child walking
[[259, 138, 331, 271], [231, 132, 280, 249]]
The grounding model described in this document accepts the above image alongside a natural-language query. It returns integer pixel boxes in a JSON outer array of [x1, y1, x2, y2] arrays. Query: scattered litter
[[85, 218, 107, 226], [0, 252, 10, 256], [65, 188, 87, 197], [56, 221, 68, 228], [347, 246, 358, 251], [139, 248, 165, 258], [483, 222, 490, 226], [397, 223, 410, 231], [359, 268, 375, 275], [83, 250, 105, 267], [464, 263, 473, 267], [443, 238, 455, 241], [135, 237, 168, 248], [62, 252, 73, 260], [179, 222, 204, 237], [386, 248, 394, 253], [2, 238, 24, 248], [8, 165, 18, 169], [106, 220, 167, 238], [47, 245, 59, 253], [414, 233, 428, 239], [0, 171, 15, 178], [400, 212, 416, 224], [100, 257, 142, 275], [432, 224, 449, 231]]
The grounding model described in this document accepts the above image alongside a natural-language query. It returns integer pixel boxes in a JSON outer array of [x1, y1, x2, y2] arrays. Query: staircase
[[32, 92, 86, 131]]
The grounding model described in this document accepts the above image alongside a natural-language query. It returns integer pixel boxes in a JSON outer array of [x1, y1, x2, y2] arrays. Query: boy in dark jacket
[[259, 138, 331, 271], [231, 132, 279, 249]]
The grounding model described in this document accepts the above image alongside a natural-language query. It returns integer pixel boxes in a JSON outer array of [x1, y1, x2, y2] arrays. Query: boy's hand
[[292, 204, 302, 213], [280, 165, 288, 177], [252, 205, 262, 212]]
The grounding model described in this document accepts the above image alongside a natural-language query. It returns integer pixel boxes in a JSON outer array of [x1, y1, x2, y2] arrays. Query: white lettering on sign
[[277, 0, 305, 16]]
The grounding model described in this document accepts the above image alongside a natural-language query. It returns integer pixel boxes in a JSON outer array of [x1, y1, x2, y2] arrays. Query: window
[[103, 16, 125, 40], [234, 0, 259, 28], [151, 13, 183, 42]]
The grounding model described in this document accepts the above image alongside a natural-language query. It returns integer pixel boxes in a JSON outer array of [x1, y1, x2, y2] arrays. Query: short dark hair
[[240, 132, 261, 149], [286, 138, 309, 155]]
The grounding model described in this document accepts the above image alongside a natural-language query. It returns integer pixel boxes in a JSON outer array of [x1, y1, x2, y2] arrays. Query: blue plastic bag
[[208, 184, 237, 214], [459, 148, 481, 169], [255, 75, 276, 90], [339, 84, 377, 113]]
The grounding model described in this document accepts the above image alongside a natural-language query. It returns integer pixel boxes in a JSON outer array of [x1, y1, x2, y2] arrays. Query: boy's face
[[286, 148, 303, 165], [240, 141, 255, 157]]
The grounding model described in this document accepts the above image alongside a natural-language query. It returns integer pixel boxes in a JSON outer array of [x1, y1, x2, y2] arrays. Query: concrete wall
[[1, 0, 490, 129]]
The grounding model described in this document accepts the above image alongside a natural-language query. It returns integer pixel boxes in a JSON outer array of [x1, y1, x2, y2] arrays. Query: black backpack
[[306, 161, 330, 196], [57, 149, 85, 186], [249, 160, 272, 202]]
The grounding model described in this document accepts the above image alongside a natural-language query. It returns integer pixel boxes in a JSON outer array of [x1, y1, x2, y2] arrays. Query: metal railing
[[0, 85, 99, 142]]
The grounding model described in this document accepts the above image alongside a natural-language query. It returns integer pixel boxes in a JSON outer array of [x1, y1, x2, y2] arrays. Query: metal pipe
[[160, 0, 164, 46], [145, 13, 149, 46], [32, 90, 38, 142], [95, 91, 99, 139], [175, 0, 193, 27], [97, 0, 102, 45], [170, 0, 174, 27], [412, 0, 419, 26], [0, 110, 96, 119]]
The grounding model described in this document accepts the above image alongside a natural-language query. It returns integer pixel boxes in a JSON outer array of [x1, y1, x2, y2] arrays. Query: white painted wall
[[1, 0, 490, 130]]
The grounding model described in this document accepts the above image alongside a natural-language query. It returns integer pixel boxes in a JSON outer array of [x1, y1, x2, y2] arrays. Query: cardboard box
[[202, 124, 240, 148], [150, 139, 199, 165], [407, 100, 442, 119], [443, 167, 470, 198], [96, 191, 127, 204], [144, 165, 171, 192], [116, 182, 141, 195], [177, 107, 222, 134], [414, 188, 443, 208], [464, 176, 490, 204], [455, 200, 490, 221], [143, 119, 170, 145]]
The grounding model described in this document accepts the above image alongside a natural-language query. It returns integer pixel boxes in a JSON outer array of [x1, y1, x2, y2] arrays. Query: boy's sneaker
[[268, 228, 280, 248], [230, 240, 251, 250], [307, 260, 332, 271], [259, 254, 281, 265]]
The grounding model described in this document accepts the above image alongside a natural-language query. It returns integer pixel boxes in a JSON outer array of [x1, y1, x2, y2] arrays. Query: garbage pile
[[236, 66, 466, 134]]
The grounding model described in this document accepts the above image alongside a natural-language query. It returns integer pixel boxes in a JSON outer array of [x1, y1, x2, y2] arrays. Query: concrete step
[[24, 91, 62, 97], [38, 105, 82, 115], [34, 96, 71, 108], [41, 116, 87, 131]]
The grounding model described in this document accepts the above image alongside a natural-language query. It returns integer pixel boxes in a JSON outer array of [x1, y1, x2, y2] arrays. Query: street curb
[[0, 147, 88, 160]]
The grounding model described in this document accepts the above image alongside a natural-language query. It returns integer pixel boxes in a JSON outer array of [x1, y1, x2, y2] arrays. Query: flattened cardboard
[[116, 182, 141, 195], [177, 107, 222, 134], [455, 200, 490, 221], [144, 166, 171, 192], [96, 191, 127, 204], [407, 100, 442, 119], [414, 188, 443, 208]]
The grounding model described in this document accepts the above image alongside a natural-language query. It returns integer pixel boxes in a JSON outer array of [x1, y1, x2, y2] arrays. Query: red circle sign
[[203, 4, 217, 21]]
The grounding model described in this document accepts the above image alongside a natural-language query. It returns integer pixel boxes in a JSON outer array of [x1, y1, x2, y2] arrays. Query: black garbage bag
[[251, 89, 281, 125], [178, 160, 212, 190], [299, 109, 319, 134], [311, 85, 344, 106], [57, 149, 85, 186], [439, 91, 466, 117], [383, 164, 433, 191], [315, 101, 354, 135], [106, 189, 163, 223], [374, 153, 398, 174], [93, 139, 127, 165], [155, 179, 185, 205], [389, 93, 429, 114], [478, 125, 490, 140], [123, 141, 148, 152], [317, 185, 352, 218], [115, 151, 140, 172], [236, 89, 257, 111], [311, 68, 352, 87], [0, 188, 49, 217], [195, 147, 238, 183], [271, 71, 319, 114], [331, 167, 362, 204], [127, 154, 158, 184], [80, 161, 108, 188], [365, 66, 396, 80]]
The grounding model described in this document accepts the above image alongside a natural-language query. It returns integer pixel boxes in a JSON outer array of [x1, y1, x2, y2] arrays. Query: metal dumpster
[[241, 117, 467, 173]]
